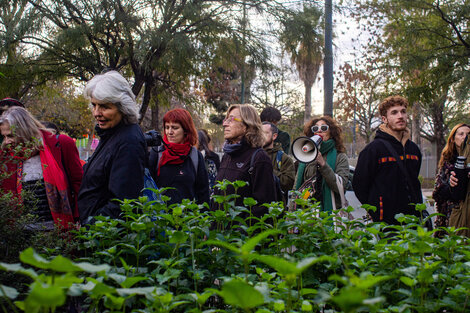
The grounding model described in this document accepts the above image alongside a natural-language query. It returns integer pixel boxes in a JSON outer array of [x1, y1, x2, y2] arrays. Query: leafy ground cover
[[1, 180, 469, 313]]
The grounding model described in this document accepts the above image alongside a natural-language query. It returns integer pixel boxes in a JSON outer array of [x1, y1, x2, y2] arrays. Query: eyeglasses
[[223, 116, 242, 123], [311, 125, 329, 132]]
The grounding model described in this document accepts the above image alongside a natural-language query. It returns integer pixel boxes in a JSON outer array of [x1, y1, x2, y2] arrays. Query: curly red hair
[[163, 108, 198, 146]]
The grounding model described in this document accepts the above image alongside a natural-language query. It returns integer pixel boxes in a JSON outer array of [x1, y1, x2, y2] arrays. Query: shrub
[[1, 181, 469, 312]]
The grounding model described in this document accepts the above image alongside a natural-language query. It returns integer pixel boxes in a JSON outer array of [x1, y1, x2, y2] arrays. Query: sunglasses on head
[[311, 125, 329, 133]]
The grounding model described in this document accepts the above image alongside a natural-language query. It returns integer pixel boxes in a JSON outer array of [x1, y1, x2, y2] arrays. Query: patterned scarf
[[13, 136, 75, 229]]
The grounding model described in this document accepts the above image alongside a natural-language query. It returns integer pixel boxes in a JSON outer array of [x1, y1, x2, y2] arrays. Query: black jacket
[[353, 128, 422, 224], [149, 146, 210, 205], [213, 140, 277, 219], [78, 123, 146, 224]]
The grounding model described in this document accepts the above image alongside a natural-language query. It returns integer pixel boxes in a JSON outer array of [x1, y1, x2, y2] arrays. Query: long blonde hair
[[227, 104, 264, 148], [0, 107, 48, 150]]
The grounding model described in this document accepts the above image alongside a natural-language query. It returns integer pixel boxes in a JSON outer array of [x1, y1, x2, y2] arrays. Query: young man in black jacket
[[353, 95, 423, 224]]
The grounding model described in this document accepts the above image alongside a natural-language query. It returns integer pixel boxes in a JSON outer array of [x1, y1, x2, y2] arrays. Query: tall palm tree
[[279, 5, 324, 123]]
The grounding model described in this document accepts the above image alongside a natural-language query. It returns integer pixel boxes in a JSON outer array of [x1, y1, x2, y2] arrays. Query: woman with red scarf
[[0, 106, 83, 230], [149, 109, 209, 205]]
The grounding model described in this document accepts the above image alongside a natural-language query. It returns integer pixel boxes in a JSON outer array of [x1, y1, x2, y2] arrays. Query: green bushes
[[1, 181, 470, 312]]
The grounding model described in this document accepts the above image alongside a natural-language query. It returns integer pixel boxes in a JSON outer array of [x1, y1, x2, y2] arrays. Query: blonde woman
[[213, 104, 277, 219], [0, 106, 83, 230]]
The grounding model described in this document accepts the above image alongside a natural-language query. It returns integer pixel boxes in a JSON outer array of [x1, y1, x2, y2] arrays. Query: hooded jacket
[[78, 123, 146, 224], [263, 142, 295, 194], [353, 124, 422, 224]]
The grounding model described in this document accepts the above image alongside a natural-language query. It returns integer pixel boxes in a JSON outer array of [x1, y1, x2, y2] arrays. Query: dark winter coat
[[213, 140, 277, 219], [78, 123, 146, 224], [353, 126, 423, 224], [432, 160, 460, 237], [148, 146, 210, 205]]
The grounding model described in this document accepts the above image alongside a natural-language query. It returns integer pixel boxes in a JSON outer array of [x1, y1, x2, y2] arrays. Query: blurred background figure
[[149, 109, 209, 205], [78, 70, 146, 224], [262, 121, 295, 204], [0, 98, 25, 144], [0, 106, 83, 230], [260, 107, 291, 154], [213, 104, 277, 221], [433, 123, 470, 237], [294, 116, 349, 212], [197, 129, 220, 193]]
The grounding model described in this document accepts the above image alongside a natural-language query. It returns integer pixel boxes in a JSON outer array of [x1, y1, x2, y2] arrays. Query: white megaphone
[[291, 134, 323, 163]]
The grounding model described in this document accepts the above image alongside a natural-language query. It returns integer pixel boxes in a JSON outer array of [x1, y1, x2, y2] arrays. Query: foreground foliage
[[1, 181, 469, 312]]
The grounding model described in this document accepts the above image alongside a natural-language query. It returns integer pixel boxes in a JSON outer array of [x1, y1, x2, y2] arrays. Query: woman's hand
[[450, 171, 458, 187], [316, 151, 326, 167]]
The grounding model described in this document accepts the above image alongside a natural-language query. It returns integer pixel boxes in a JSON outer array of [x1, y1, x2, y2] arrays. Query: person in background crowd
[[213, 104, 277, 220], [0, 107, 83, 230], [262, 122, 295, 203], [433, 123, 470, 237], [78, 70, 146, 225], [197, 129, 220, 192], [260, 107, 291, 154], [294, 116, 349, 212], [148, 109, 209, 205], [353, 95, 423, 225], [0, 98, 25, 144], [200, 128, 216, 151], [448, 124, 470, 236]]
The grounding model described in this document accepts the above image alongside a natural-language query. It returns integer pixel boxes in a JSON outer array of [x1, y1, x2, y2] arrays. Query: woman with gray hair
[[212, 104, 277, 221], [78, 70, 146, 224]]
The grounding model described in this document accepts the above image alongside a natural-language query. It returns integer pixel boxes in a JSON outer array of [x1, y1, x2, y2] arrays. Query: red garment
[[157, 136, 191, 175], [0, 130, 83, 228]]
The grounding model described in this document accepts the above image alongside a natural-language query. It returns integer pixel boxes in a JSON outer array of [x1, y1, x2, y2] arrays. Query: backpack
[[248, 148, 284, 203], [204, 157, 218, 190]]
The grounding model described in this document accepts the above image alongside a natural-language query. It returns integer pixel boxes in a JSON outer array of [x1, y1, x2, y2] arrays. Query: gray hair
[[84, 71, 139, 124], [0, 106, 47, 150]]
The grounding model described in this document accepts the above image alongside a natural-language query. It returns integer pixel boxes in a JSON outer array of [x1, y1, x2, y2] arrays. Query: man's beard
[[263, 139, 273, 149]]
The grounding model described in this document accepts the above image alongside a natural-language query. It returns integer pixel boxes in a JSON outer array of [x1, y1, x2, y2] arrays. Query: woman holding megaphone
[[293, 116, 349, 212]]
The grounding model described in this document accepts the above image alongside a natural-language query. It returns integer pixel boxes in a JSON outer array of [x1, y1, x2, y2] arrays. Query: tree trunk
[[304, 81, 312, 123], [411, 102, 421, 147], [432, 100, 446, 170], [138, 79, 154, 124], [151, 101, 159, 131]]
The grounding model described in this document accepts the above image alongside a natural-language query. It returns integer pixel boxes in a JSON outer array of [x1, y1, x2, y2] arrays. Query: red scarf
[[4, 137, 75, 230], [157, 136, 191, 176]]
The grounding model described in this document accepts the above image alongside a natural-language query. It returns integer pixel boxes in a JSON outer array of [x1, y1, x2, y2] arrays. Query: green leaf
[[75, 262, 110, 273], [400, 276, 416, 287], [243, 197, 257, 207], [301, 300, 313, 311], [19, 248, 50, 269], [121, 276, 149, 288], [0, 284, 19, 299], [25, 281, 66, 308], [241, 230, 281, 254], [116, 287, 156, 297], [218, 279, 264, 309], [273, 299, 285, 311], [49, 255, 82, 272], [200, 240, 239, 254], [169, 231, 189, 244]]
